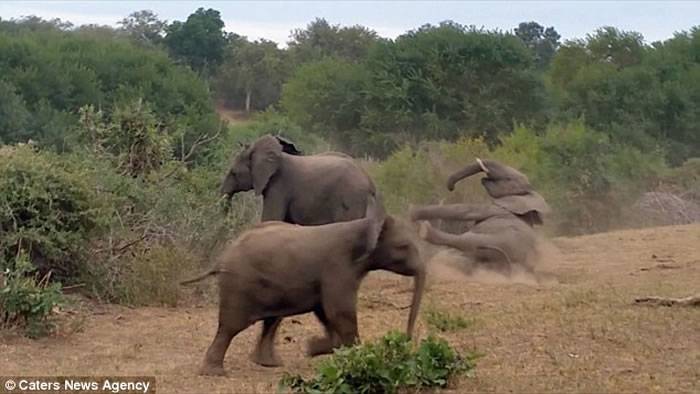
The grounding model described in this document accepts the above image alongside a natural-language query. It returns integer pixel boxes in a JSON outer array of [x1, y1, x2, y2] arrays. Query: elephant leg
[[306, 307, 339, 356], [420, 222, 511, 263], [321, 286, 360, 351], [410, 204, 500, 223], [200, 299, 251, 376], [250, 317, 283, 367]]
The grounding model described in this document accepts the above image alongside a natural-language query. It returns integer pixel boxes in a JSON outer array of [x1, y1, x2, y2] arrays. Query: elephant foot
[[306, 336, 334, 357], [199, 363, 226, 376], [250, 349, 283, 367], [418, 221, 432, 240]]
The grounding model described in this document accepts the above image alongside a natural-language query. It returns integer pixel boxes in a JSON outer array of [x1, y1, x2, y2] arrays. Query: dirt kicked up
[[2, 224, 699, 393]]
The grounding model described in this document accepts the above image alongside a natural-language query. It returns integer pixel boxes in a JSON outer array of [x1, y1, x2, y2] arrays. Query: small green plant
[[279, 331, 476, 394], [423, 306, 474, 333], [0, 253, 64, 338]]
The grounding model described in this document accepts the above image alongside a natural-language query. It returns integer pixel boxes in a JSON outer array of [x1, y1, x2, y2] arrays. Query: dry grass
[[1, 224, 699, 393]]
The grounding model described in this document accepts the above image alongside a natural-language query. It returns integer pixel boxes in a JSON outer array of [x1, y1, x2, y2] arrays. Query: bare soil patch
[[2, 224, 699, 393]]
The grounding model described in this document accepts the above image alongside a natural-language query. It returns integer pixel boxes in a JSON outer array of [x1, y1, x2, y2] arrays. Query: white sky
[[1, 1, 698, 46]]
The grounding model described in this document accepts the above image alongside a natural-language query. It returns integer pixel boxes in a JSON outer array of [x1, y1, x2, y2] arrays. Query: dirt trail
[[2, 224, 699, 393]]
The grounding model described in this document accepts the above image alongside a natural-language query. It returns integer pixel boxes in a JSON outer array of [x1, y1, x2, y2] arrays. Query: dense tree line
[[0, 15, 219, 162], [0, 10, 698, 164]]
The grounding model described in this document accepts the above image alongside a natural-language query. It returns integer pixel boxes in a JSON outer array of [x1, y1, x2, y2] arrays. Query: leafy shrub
[[75, 157, 255, 305], [0, 252, 64, 338], [423, 306, 474, 332], [0, 145, 102, 280], [0, 22, 219, 159], [493, 121, 667, 234], [280, 331, 476, 394], [77, 101, 172, 177]]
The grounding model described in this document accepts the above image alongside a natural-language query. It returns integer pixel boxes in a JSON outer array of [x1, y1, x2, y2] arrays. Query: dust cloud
[[425, 236, 562, 286]]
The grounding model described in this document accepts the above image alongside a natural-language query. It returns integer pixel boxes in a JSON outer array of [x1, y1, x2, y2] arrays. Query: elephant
[[220, 134, 376, 224], [181, 199, 424, 376], [411, 158, 550, 274]]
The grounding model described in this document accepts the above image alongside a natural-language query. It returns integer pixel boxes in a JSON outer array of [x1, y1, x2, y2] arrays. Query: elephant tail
[[180, 268, 230, 286]]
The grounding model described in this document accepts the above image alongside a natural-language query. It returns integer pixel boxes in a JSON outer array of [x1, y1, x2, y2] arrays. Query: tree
[[586, 27, 645, 68], [216, 37, 288, 112], [0, 21, 218, 156], [547, 26, 700, 164], [288, 18, 381, 64], [118, 10, 167, 47], [0, 80, 30, 143], [363, 22, 545, 143], [514, 21, 561, 69], [281, 58, 369, 144], [164, 8, 226, 74]]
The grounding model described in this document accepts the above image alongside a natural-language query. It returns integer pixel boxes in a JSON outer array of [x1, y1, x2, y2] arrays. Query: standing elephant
[[220, 134, 375, 224], [181, 201, 424, 376], [411, 158, 550, 273]]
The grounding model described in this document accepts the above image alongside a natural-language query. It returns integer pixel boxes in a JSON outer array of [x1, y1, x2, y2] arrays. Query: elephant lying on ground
[[220, 134, 375, 224], [181, 200, 424, 376], [411, 159, 550, 274]]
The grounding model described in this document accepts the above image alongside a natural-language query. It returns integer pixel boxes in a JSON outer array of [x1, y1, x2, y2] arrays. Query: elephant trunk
[[406, 268, 426, 338], [446, 162, 484, 191]]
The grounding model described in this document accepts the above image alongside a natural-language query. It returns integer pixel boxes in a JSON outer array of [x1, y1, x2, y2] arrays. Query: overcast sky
[[1, 1, 698, 45]]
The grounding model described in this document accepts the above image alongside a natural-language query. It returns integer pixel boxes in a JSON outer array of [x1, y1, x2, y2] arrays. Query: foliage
[[215, 37, 289, 112], [118, 10, 167, 47], [164, 8, 227, 74], [493, 121, 667, 234], [71, 150, 257, 304], [423, 306, 474, 332], [368, 138, 491, 214], [77, 101, 172, 177], [0, 145, 102, 280], [515, 21, 561, 69], [0, 19, 218, 155], [281, 58, 369, 146], [0, 252, 64, 338], [281, 21, 547, 156], [288, 18, 382, 64], [362, 22, 546, 145], [280, 331, 476, 394], [549, 26, 700, 164]]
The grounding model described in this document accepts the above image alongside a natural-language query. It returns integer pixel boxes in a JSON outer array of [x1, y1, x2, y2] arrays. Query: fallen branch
[[634, 295, 700, 307]]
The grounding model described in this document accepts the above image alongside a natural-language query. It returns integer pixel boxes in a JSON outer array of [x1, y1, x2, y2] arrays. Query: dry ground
[[2, 224, 699, 393]]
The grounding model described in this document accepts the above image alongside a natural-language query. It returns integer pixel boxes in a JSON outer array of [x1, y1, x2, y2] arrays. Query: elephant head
[[220, 135, 302, 198], [447, 158, 551, 224]]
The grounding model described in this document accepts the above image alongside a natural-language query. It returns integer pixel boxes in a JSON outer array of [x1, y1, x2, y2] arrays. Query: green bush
[[0, 23, 218, 159], [494, 121, 667, 234], [0, 252, 64, 338], [0, 145, 102, 280], [280, 331, 476, 394]]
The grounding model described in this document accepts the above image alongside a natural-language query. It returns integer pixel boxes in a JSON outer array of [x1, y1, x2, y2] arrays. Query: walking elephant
[[181, 199, 425, 376], [411, 158, 550, 274], [220, 134, 375, 224]]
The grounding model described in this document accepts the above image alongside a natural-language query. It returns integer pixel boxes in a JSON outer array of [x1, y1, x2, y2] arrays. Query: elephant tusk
[[476, 158, 489, 174]]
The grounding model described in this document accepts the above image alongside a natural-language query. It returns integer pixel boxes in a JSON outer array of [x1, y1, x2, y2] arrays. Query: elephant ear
[[275, 135, 303, 156], [364, 192, 386, 252], [251, 135, 283, 196]]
